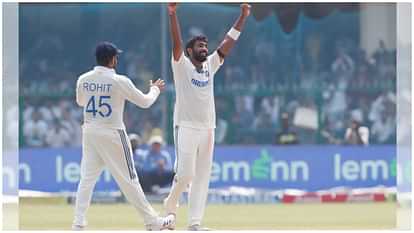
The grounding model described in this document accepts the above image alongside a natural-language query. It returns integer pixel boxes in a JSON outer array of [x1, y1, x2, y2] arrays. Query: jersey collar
[[94, 66, 116, 73]]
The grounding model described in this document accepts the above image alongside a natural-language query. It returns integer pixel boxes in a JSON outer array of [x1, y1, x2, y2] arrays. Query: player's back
[[76, 66, 126, 130]]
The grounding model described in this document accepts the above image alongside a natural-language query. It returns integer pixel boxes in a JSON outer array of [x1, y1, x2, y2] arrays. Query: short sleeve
[[171, 51, 186, 68], [171, 51, 189, 81], [208, 51, 224, 75]]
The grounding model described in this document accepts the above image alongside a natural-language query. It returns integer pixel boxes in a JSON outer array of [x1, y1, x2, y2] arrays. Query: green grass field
[[17, 197, 396, 230]]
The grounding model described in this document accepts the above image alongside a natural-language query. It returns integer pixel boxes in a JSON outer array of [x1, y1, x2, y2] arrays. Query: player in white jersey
[[72, 42, 175, 231], [164, 3, 251, 230]]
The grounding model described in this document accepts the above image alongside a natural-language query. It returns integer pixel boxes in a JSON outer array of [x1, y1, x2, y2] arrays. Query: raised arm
[[168, 3, 183, 61], [216, 3, 251, 62]]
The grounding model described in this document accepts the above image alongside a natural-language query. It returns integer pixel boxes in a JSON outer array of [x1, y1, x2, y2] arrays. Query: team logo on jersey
[[202, 70, 210, 77], [195, 68, 210, 77]]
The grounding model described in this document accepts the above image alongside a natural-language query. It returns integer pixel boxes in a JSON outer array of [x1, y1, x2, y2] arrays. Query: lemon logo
[[252, 149, 272, 180]]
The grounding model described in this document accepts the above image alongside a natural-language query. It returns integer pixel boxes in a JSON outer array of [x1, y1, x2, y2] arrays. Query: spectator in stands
[[232, 95, 256, 143], [344, 119, 369, 145], [52, 99, 70, 119], [320, 117, 342, 144], [39, 100, 55, 123], [23, 109, 48, 147], [61, 108, 81, 146], [236, 95, 255, 129], [370, 109, 395, 144], [215, 117, 228, 144], [253, 111, 276, 144], [130, 133, 143, 153], [355, 49, 374, 72], [130, 133, 146, 172], [45, 119, 71, 148], [253, 111, 276, 130], [369, 92, 395, 125], [23, 101, 38, 124], [138, 135, 173, 193], [275, 112, 299, 145], [130, 133, 142, 151], [372, 40, 389, 67], [6, 104, 19, 149], [260, 96, 280, 125], [325, 82, 347, 127], [215, 99, 229, 144], [331, 46, 355, 75]]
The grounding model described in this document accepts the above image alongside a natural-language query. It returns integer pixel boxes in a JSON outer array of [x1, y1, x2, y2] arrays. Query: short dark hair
[[185, 35, 208, 56], [96, 54, 114, 67], [95, 42, 122, 66]]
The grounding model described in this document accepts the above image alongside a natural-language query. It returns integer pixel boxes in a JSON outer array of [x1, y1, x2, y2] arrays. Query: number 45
[[86, 95, 112, 117]]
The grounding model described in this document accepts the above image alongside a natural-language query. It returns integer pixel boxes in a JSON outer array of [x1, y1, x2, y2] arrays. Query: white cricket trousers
[[73, 126, 158, 225], [164, 126, 215, 226]]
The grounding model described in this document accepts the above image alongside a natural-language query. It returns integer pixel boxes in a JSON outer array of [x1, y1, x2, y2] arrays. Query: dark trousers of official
[[138, 169, 174, 193]]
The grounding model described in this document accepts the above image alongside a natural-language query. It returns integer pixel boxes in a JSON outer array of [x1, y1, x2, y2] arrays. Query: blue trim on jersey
[[118, 129, 136, 180]]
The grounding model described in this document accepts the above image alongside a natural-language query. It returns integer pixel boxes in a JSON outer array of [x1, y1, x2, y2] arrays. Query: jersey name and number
[[83, 82, 113, 118]]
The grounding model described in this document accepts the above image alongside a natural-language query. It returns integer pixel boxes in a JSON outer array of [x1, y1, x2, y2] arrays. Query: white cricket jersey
[[76, 66, 160, 130], [172, 51, 223, 129]]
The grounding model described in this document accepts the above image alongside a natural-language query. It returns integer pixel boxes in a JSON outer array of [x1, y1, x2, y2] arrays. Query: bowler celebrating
[[73, 42, 175, 231], [164, 3, 251, 230]]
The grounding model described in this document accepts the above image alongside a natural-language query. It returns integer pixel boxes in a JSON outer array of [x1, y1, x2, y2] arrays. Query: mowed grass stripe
[[19, 201, 396, 230]]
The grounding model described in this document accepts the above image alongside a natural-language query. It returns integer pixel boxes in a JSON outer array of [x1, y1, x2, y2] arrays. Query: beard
[[193, 51, 207, 62]]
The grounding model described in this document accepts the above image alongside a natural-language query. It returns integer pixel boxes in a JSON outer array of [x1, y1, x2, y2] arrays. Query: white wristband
[[227, 27, 240, 41]]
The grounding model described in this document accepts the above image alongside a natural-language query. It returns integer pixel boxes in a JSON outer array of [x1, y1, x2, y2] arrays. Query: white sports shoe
[[145, 214, 176, 231], [71, 224, 85, 231], [188, 224, 212, 231], [71, 218, 87, 231]]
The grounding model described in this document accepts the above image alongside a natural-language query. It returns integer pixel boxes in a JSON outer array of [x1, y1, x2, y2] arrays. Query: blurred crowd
[[216, 38, 396, 145], [22, 98, 83, 148], [19, 4, 396, 148]]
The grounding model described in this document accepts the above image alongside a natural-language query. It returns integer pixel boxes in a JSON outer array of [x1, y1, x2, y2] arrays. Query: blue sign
[[16, 145, 396, 192], [210, 145, 396, 191], [3, 150, 18, 195]]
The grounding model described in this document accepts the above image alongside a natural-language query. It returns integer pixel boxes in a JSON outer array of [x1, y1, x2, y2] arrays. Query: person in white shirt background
[[23, 109, 48, 147], [344, 119, 369, 145], [45, 119, 71, 148]]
